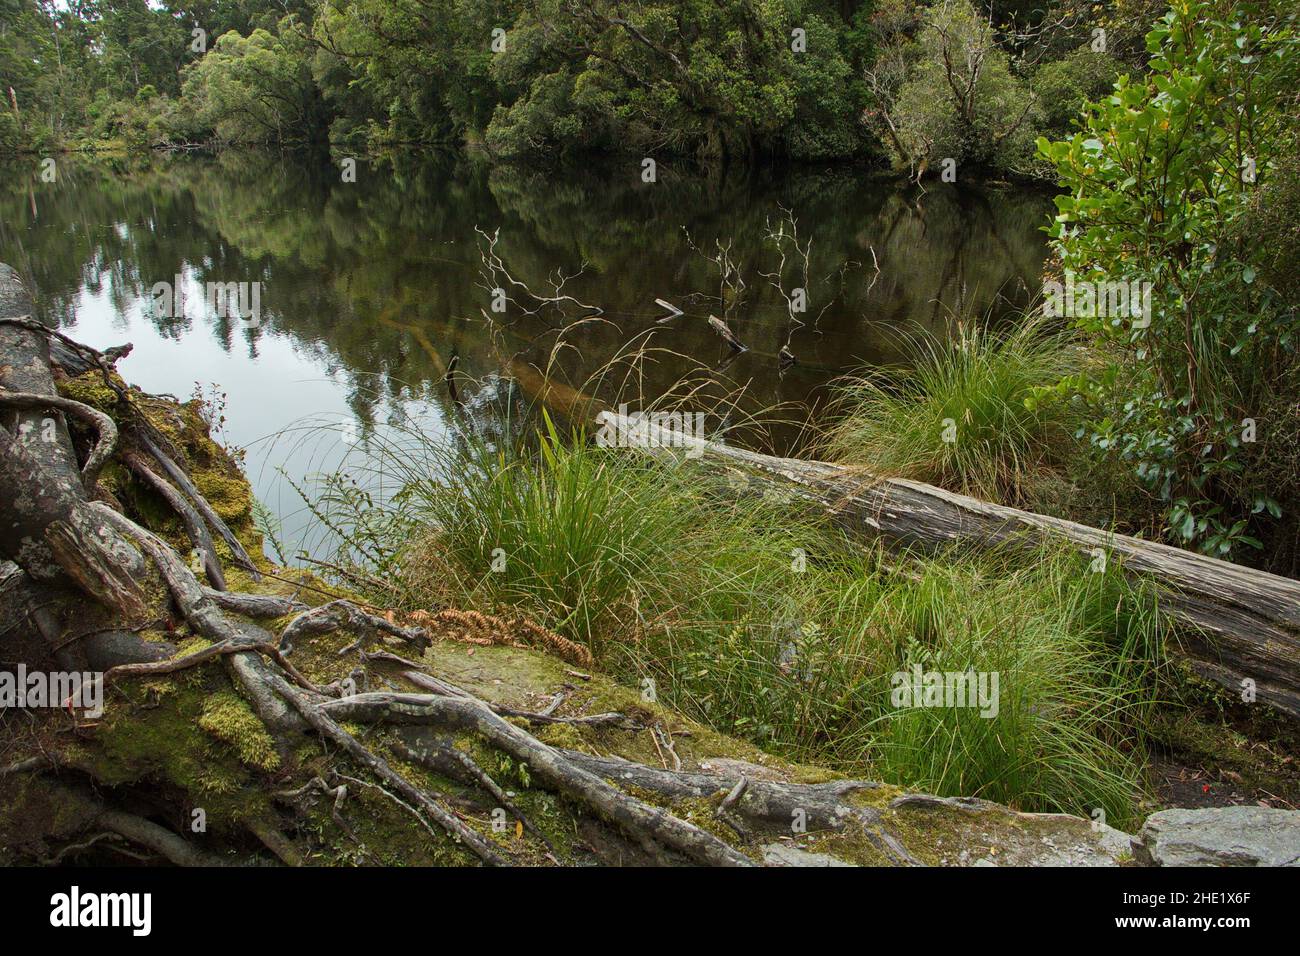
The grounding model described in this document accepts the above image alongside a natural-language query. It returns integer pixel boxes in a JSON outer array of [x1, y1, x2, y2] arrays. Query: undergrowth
[[292, 412, 1169, 829]]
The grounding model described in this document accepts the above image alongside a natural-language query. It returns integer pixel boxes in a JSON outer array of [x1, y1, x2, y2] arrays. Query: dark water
[[0, 150, 1051, 556]]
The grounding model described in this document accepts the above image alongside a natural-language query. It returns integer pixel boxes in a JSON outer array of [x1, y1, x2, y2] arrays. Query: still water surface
[[0, 151, 1051, 557]]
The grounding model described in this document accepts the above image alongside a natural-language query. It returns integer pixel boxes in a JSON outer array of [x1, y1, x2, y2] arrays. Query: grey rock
[[886, 794, 1133, 866], [762, 843, 855, 867], [1134, 807, 1300, 866]]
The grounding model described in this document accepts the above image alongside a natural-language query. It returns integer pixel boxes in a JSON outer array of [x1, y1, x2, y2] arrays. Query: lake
[[0, 150, 1051, 558]]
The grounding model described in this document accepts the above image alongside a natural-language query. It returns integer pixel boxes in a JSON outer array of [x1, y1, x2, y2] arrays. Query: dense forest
[[3, 0, 1167, 169]]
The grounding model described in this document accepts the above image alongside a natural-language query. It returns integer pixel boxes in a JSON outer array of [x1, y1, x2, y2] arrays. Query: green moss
[[288, 627, 361, 685], [298, 779, 481, 866], [534, 722, 589, 751], [875, 804, 971, 866], [96, 461, 130, 500], [175, 636, 213, 656], [193, 470, 253, 524], [55, 371, 124, 413], [799, 823, 894, 866], [87, 667, 275, 828], [113, 391, 264, 555], [198, 691, 281, 772], [844, 783, 906, 809]]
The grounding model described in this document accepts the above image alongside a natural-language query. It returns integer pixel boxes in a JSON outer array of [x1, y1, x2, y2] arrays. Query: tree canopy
[[2, 0, 1145, 166]]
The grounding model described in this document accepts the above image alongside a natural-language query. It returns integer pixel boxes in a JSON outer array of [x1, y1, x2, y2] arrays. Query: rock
[[885, 794, 1134, 866], [762, 843, 855, 867], [1134, 807, 1300, 866]]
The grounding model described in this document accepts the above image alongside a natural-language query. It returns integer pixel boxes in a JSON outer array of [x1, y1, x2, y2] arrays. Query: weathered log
[[594, 410, 1300, 718]]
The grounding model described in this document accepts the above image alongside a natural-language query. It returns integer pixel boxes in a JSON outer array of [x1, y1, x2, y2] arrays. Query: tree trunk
[[0, 265, 163, 668]]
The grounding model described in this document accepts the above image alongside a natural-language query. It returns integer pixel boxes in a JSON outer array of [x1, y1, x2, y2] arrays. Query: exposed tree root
[[1, 285, 894, 868], [279, 600, 430, 656], [122, 450, 227, 590], [275, 776, 361, 854], [244, 815, 306, 867], [133, 430, 262, 581], [0, 388, 117, 492], [38, 779, 228, 867], [401, 668, 639, 728], [204, 589, 308, 618], [389, 738, 557, 854], [553, 750, 924, 866], [322, 692, 755, 866], [259, 670, 508, 865]]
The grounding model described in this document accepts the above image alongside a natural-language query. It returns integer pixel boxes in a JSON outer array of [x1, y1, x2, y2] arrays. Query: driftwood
[[594, 410, 1300, 718]]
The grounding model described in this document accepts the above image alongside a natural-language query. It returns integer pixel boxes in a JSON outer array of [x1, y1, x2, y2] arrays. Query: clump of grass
[[392, 414, 826, 663], [625, 538, 1164, 829], [859, 550, 1165, 822], [396, 416, 704, 660], [823, 319, 1085, 507], [305, 414, 1167, 829]]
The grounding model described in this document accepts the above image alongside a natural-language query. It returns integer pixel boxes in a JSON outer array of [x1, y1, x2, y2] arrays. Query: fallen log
[[594, 410, 1300, 719]]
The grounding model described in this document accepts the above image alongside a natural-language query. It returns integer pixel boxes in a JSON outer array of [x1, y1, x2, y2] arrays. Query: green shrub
[[1033, 46, 1123, 134], [1039, 0, 1299, 559]]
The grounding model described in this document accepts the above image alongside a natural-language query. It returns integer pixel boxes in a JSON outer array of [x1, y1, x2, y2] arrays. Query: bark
[[0, 267, 156, 647]]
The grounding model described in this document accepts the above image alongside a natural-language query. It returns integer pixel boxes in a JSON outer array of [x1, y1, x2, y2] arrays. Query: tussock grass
[[305, 415, 1167, 828], [823, 319, 1086, 507]]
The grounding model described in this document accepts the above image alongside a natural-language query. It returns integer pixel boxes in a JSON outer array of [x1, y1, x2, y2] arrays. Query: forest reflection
[[0, 149, 1050, 535]]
